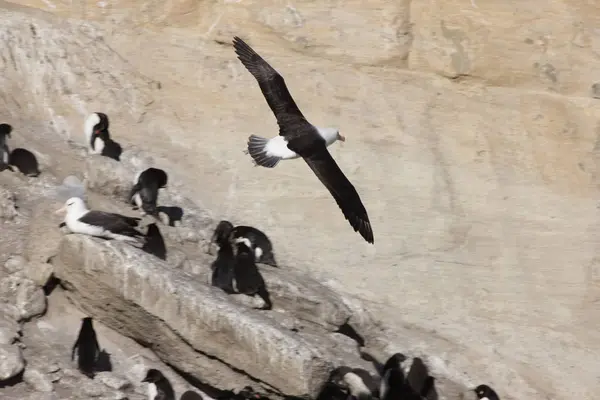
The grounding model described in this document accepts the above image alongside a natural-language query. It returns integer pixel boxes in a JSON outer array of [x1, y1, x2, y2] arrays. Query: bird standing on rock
[[84, 112, 122, 161], [9, 148, 41, 177], [232, 36, 374, 244], [56, 197, 144, 242], [71, 317, 101, 379], [142, 368, 175, 400], [473, 384, 500, 400], [209, 220, 277, 267], [129, 167, 168, 216]]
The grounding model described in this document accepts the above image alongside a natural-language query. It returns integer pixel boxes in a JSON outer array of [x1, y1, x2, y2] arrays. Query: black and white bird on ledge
[[56, 197, 143, 242]]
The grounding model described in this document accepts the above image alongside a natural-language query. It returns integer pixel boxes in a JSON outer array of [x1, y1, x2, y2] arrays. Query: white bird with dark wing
[[232, 36, 374, 244], [55, 197, 144, 242]]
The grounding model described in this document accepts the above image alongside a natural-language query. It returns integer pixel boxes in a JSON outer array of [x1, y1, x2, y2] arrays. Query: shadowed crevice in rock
[[96, 349, 113, 373], [147, 312, 283, 395], [0, 369, 24, 389], [42, 273, 61, 296], [359, 350, 385, 375], [167, 362, 250, 400], [335, 321, 365, 347]]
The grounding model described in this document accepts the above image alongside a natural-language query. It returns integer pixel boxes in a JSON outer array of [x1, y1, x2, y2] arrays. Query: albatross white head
[[55, 197, 89, 220], [316, 127, 345, 147]]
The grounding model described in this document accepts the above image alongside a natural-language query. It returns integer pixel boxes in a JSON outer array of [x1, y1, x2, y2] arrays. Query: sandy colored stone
[[0, 314, 19, 345], [0, 343, 24, 381], [0, 187, 18, 220], [4, 255, 26, 274], [22, 261, 54, 287], [0, 275, 47, 320], [0, 1, 598, 399], [23, 367, 54, 392]]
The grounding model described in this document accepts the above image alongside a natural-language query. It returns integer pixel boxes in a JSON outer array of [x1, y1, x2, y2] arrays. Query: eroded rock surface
[[0, 0, 598, 399], [51, 233, 374, 397]]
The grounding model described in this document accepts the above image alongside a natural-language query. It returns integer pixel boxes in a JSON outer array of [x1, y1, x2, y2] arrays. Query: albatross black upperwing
[[78, 211, 143, 237], [232, 36, 308, 136], [105, 212, 141, 227], [301, 145, 374, 244]]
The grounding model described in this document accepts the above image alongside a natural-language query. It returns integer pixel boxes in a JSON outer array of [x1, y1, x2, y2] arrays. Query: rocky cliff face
[[0, 1, 599, 399]]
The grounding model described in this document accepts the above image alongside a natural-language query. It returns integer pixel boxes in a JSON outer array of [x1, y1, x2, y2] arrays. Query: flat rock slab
[[50, 234, 371, 397]]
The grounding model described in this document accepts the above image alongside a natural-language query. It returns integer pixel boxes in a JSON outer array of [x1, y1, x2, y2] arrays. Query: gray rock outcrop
[[0, 343, 24, 382], [51, 233, 371, 397]]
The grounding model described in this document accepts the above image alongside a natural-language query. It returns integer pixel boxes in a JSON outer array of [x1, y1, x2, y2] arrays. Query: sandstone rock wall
[[0, 1, 599, 399]]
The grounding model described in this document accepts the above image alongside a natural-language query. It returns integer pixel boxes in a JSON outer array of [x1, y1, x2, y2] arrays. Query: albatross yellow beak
[[54, 206, 67, 215], [338, 134, 346, 142]]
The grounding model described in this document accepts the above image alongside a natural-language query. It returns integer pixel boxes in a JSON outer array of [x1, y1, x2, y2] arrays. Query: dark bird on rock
[[232, 36, 374, 244], [142, 368, 175, 400], [180, 391, 204, 400], [210, 226, 236, 294], [473, 384, 500, 400], [232, 238, 272, 310], [406, 357, 429, 396], [9, 148, 41, 177], [380, 353, 411, 400], [209, 220, 277, 267], [71, 317, 100, 379], [129, 167, 168, 216], [84, 112, 122, 161]]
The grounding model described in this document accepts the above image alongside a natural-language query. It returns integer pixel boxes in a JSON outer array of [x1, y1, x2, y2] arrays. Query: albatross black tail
[[247, 135, 280, 168]]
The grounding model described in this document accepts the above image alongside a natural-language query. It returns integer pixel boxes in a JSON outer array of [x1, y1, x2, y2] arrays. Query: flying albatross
[[55, 197, 144, 242], [232, 36, 374, 244]]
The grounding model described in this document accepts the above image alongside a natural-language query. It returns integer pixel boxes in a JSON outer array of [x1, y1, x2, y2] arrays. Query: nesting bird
[[129, 167, 168, 216], [71, 317, 101, 379], [142, 368, 175, 400], [180, 391, 204, 400], [473, 384, 500, 400], [210, 231, 272, 310], [379, 353, 436, 400], [209, 220, 277, 267], [232, 36, 374, 244], [232, 237, 272, 309], [84, 112, 122, 161], [56, 197, 143, 242], [210, 223, 236, 294], [8, 148, 41, 177]]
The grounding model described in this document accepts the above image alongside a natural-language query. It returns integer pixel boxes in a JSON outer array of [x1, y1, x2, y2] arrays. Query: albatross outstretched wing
[[232, 36, 309, 137], [79, 211, 142, 237], [302, 145, 374, 244]]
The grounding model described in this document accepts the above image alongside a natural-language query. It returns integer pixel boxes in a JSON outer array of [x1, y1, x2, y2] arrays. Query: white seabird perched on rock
[[55, 197, 143, 242], [232, 36, 374, 244]]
